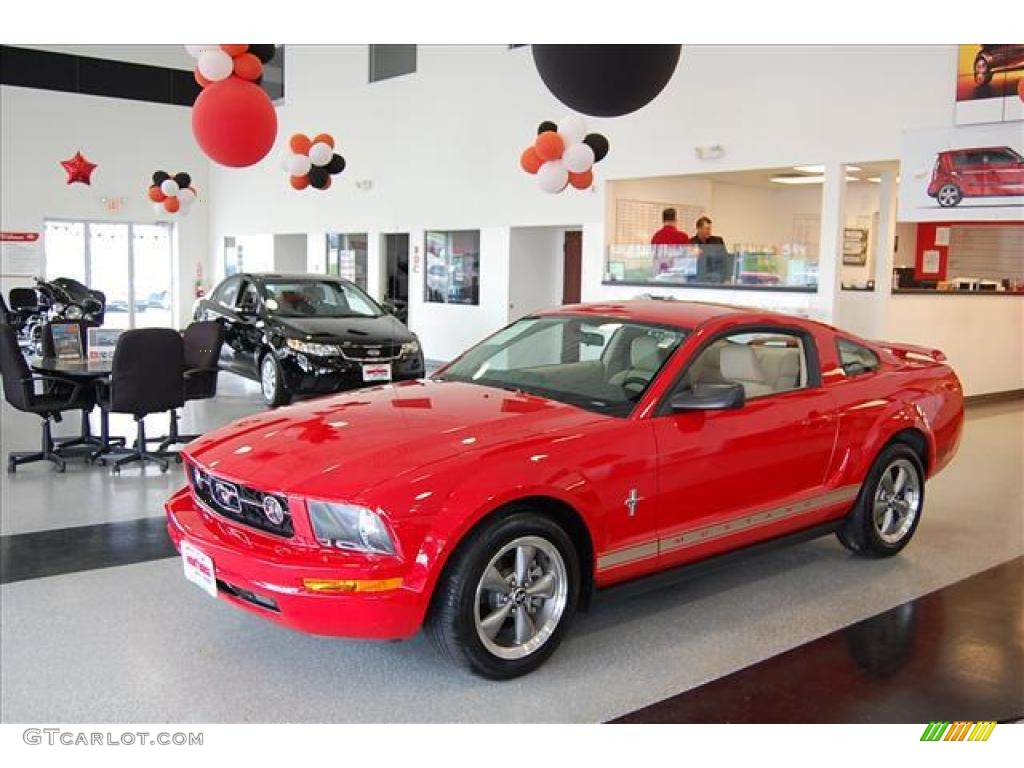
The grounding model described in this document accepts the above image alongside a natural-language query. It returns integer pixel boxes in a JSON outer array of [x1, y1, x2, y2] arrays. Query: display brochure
[[50, 323, 83, 360], [87, 328, 122, 361]]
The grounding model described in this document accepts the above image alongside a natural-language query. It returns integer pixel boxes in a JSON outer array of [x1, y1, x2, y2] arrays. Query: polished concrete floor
[[1, 377, 1021, 722]]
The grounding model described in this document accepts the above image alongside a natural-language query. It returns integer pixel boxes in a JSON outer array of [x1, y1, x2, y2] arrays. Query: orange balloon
[[194, 68, 211, 88], [221, 44, 249, 57], [520, 146, 543, 174], [147, 185, 166, 202], [312, 133, 335, 149], [164, 196, 181, 213], [290, 175, 310, 190], [534, 131, 564, 162], [289, 133, 312, 155], [233, 53, 263, 81], [568, 169, 593, 190]]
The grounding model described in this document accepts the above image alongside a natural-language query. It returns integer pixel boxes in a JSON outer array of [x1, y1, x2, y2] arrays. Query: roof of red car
[[536, 299, 760, 329]]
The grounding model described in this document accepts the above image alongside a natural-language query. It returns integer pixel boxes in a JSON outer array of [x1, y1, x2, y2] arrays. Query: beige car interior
[[608, 335, 671, 391], [686, 335, 806, 398]]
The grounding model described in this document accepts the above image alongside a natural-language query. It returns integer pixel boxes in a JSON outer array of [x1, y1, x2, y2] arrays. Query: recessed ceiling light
[[793, 164, 862, 174]]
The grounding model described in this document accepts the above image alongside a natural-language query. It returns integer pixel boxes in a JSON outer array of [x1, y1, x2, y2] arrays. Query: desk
[[29, 356, 120, 454]]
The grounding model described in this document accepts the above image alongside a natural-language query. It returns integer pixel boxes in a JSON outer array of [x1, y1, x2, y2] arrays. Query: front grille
[[188, 463, 294, 538], [339, 342, 402, 362]]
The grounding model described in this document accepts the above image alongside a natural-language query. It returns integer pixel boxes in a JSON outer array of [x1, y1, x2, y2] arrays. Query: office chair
[[0, 324, 92, 473], [93, 328, 184, 474]]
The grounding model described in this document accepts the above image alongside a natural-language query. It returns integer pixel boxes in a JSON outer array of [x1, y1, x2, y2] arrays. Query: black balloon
[[152, 171, 170, 185], [250, 44, 276, 64], [532, 45, 681, 117], [537, 120, 557, 134], [174, 172, 192, 188], [308, 167, 330, 189], [583, 133, 609, 163], [325, 154, 346, 175]]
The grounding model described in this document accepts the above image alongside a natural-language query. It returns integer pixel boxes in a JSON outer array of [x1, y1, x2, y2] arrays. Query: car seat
[[720, 344, 774, 398]]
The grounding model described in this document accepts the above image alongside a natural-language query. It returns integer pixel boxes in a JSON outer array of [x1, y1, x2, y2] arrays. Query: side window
[[215, 277, 241, 307], [837, 338, 880, 376], [683, 329, 810, 399]]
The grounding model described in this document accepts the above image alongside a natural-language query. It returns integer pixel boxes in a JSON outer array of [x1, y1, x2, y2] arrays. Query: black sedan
[[194, 273, 425, 406]]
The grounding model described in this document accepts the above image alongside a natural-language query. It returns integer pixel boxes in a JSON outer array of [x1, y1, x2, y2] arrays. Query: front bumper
[[279, 352, 425, 395], [164, 487, 427, 639]]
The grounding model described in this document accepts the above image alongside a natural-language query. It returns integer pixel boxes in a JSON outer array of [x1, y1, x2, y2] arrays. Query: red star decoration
[[60, 151, 97, 185]]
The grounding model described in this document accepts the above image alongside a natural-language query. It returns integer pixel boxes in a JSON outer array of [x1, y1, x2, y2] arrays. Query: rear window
[[837, 338, 880, 376]]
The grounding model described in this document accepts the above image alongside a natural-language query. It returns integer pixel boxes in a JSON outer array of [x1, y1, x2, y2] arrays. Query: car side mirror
[[670, 383, 745, 411]]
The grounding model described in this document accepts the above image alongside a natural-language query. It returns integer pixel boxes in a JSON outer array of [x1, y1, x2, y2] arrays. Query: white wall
[[508, 227, 566, 320], [272, 234, 307, 273]]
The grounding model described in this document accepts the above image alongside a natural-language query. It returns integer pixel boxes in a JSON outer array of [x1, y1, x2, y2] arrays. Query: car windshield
[[435, 315, 688, 417], [260, 280, 382, 318]]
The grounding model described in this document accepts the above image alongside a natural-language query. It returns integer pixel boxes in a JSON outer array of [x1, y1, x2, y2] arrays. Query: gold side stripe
[[596, 485, 860, 572]]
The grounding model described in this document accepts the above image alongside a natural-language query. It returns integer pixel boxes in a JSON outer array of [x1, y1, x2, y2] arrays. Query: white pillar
[[817, 162, 847, 325], [870, 169, 898, 340], [366, 230, 382, 300]]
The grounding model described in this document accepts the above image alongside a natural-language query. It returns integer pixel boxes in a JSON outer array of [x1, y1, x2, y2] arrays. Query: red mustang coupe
[[166, 301, 964, 678]]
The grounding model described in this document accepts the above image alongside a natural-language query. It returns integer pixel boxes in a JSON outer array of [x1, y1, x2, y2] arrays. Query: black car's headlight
[[307, 500, 396, 555], [286, 338, 343, 356], [400, 339, 421, 357]]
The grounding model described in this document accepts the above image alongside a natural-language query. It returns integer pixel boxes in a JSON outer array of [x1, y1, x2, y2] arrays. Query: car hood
[[184, 379, 605, 503], [270, 314, 414, 343]]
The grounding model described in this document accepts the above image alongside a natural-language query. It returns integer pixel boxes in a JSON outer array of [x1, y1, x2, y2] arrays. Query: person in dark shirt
[[691, 216, 725, 248], [651, 208, 690, 245]]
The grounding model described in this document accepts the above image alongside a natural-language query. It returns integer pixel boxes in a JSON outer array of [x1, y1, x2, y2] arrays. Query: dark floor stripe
[[0, 516, 177, 584], [611, 556, 1024, 724]]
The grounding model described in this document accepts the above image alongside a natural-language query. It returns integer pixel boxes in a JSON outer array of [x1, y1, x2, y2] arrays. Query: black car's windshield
[[260, 280, 382, 318], [435, 315, 688, 417]]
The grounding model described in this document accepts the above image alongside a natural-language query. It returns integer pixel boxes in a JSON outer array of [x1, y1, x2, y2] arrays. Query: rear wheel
[[260, 352, 292, 408], [936, 183, 962, 207]]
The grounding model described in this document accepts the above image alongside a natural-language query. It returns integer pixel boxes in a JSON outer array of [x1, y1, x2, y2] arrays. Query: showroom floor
[[1, 383, 1021, 723]]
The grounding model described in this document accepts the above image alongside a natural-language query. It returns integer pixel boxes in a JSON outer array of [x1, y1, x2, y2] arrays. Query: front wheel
[[427, 510, 580, 679], [260, 352, 292, 408]]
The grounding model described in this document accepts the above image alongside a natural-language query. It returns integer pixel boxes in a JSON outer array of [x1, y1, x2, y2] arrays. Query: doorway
[[382, 233, 409, 323], [562, 230, 582, 304], [507, 226, 582, 321]]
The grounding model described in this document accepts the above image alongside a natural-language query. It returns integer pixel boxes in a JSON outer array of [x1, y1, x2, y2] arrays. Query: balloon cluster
[[520, 116, 609, 194], [147, 171, 196, 216], [187, 44, 276, 88], [282, 133, 347, 191]]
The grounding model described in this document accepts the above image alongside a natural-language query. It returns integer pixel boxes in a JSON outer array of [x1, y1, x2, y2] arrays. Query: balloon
[[520, 146, 543, 174], [178, 187, 197, 203], [152, 171, 170, 186], [289, 175, 310, 190], [198, 49, 234, 82], [537, 120, 558, 134], [583, 133, 609, 163], [562, 142, 595, 174], [535, 131, 564, 162], [557, 114, 587, 144], [147, 185, 166, 202], [160, 179, 180, 197], [312, 133, 335, 149], [320, 175, 333, 190], [174, 172, 192, 188], [325, 154, 346, 174], [233, 53, 263, 81], [185, 45, 216, 58], [249, 44, 276, 64], [221, 44, 249, 57], [289, 133, 311, 155], [153, 202, 165, 215], [309, 142, 333, 167], [537, 160, 568, 193], [164, 197, 181, 213], [286, 153, 312, 176], [532, 45, 681, 117], [192, 78, 278, 167], [194, 69, 211, 88], [308, 167, 330, 189], [568, 169, 593, 190]]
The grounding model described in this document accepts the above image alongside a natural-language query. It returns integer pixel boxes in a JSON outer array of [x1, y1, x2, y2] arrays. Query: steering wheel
[[620, 375, 651, 400]]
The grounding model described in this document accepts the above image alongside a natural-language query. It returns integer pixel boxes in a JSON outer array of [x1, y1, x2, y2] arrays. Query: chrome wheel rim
[[873, 458, 921, 545], [474, 535, 568, 660], [261, 358, 276, 401], [938, 185, 959, 206]]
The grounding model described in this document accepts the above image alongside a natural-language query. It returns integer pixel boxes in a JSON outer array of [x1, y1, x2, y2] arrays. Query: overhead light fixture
[[770, 175, 860, 185], [793, 164, 862, 174]]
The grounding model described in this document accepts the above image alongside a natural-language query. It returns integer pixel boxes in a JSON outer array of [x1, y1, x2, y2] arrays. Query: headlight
[[286, 338, 343, 357], [400, 339, 420, 357], [65, 305, 84, 320], [307, 500, 396, 555]]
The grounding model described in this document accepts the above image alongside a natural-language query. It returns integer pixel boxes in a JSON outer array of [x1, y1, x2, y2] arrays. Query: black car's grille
[[188, 463, 294, 538], [339, 342, 403, 362]]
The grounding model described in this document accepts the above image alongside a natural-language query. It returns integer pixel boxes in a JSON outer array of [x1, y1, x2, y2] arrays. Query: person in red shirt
[[651, 208, 690, 245]]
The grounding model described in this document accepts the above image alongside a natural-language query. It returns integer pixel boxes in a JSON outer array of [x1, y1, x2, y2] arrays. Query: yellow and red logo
[[920, 721, 997, 741]]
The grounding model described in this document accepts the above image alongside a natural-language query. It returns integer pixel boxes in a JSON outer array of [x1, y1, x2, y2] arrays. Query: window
[[837, 338, 880, 376], [326, 233, 368, 289], [369, 45, 416, 82], [425, 230, 480, 305], [681, 329, 811, 399]]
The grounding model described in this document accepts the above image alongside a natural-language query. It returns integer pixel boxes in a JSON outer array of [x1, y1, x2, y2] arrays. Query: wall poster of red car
[[955, 44, 1024, 125]]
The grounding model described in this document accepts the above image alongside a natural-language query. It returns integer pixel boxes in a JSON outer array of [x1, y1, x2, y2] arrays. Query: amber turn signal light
[[302, 577, 403, 593]]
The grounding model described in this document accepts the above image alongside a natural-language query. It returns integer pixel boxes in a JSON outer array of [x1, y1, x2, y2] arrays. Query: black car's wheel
[[973, 53, 992, 85], [260, 352, 292, 408], [838, 443, 925, 558], [427, 509, 580, 679], [936, 183, 962, 208]]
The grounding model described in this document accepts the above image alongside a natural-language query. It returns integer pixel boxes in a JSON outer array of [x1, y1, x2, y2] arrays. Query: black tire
[[837, 443, 925, 558], [259, 352, 292, 408], [426, 509, 580, 679]]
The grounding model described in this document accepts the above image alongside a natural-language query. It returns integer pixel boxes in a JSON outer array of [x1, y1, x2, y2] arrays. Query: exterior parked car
[[166, 300, 964, 678], [193, 273, 424, 406], [972, 44, 1024, 85], [926, 146, 1024, 207]]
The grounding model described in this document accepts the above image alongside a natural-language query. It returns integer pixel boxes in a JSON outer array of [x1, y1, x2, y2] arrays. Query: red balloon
[[312, 133, 335, 149], [221, 44, 249, 57], [233, 53, 263, 81], [147, 185, 166, 202], [568, 169, 593, 190], [520, 146, 543, 174], [290, 175, 310, 190], [164, 196, 181, 213], [192, 78, 278, 168], [535, 131, 564, 162]]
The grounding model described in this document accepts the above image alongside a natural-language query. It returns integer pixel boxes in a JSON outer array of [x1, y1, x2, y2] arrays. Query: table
[[29, 356, 121, 456]]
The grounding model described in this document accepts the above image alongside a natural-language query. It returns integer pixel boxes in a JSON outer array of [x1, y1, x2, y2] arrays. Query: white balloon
[[563, 142, 595, 174], [185, 45, 216, 58], [160, 179, 180, 197], [198, 50, 234, 82], [153, 202, 165, 216], [308, 142, 333, 167], [537, 160, 569, 194], [178, 187, 197, 203], [279, 154, 291, 172], [286, 153, 312, 177], [557, 114, 587, 145]]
